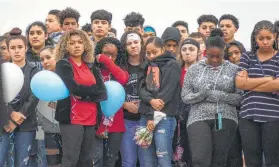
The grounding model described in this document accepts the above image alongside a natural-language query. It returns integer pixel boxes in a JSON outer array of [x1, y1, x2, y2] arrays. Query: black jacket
[[138, 51, 181, 120], [0, 61, 8, 135], [55, 58, 107, 124], [8, 61, 40, 132]]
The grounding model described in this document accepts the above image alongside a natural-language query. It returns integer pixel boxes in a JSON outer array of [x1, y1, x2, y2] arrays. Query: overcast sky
[[0, 0, 279, 49]]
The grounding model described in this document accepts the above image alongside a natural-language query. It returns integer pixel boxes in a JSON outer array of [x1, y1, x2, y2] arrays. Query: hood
[[161, 27, 181, 45], [152, 51, 176, 67], [26, 48, 40, 62]]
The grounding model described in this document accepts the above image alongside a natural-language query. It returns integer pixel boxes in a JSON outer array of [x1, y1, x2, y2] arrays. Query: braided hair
[[95, 37, 128, 69], [251, 20, 278, 52], [205, 28, 226, 50]]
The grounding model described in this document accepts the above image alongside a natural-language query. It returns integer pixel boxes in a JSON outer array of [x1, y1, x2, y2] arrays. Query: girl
[[138, 37, 181, 167], [26, 21, 53, 69], [181, 29, 242, 167], [55, 29, 107, 167], [94, 37, 129, 167], [225, 41, 245, 65], [236, 20, 279, 166], [0, 36, 10, 62], [0, 28, 39, 167], [119, 31, 145, 167], [37, 46, 62, 167]]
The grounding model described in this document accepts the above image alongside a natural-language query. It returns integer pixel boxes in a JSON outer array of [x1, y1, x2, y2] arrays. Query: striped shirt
[[238, 51, 279, 122]]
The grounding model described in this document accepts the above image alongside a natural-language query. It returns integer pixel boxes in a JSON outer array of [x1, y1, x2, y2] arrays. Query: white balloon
[[1, 62, 24, 103]]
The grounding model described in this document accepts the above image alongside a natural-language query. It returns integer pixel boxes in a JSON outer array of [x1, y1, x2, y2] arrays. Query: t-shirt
[[238, 52, 279, 122], [124, 64, 141, 121]]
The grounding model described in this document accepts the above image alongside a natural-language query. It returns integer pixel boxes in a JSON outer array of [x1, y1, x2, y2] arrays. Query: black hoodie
[[161, 27, 181, 45], [138, 51, 181, 120]]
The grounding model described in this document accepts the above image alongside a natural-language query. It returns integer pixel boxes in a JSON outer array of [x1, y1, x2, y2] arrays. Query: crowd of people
[[0, 6, 279, 167]]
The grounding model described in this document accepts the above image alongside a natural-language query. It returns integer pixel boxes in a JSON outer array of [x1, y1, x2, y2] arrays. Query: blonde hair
[[55, 29, 94, 63]]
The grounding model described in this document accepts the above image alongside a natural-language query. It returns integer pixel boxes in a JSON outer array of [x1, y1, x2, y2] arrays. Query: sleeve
[[156, 62, 181, 104], [181, 66, 208, 104], [98, 54, 129, 85], [206, 89, 243, 106], [238, 53, 250, 72], [138, 69, 153, 104]]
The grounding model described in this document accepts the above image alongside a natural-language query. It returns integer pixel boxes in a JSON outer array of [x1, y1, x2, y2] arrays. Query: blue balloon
[[101, 81, 126, 117], [31, 71, 69, 101]]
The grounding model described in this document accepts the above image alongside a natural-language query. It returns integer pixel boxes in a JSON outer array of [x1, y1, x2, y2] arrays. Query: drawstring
[[213, 64, 224, 114]]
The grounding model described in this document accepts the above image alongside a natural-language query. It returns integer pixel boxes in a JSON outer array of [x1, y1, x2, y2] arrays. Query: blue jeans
[[120, 119, 144, 167], [0, 131, 35, 167], [139, 116, 176, 167], [29, 139, 47, 167]]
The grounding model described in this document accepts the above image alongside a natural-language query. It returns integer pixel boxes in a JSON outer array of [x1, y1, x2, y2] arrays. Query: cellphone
[[215, 113, 222, 130]]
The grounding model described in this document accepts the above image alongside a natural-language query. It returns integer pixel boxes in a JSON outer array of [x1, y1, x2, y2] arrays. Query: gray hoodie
[[181, 59, 242, 127]]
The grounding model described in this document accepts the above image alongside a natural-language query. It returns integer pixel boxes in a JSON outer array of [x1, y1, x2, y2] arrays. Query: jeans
[[139, 116, 176, 167], [120, 119, 144, 167], [0, 131, 35, 167], [44, 133, 62, 166], [239, 118, 279, 167], [29, 139, 48, 167]]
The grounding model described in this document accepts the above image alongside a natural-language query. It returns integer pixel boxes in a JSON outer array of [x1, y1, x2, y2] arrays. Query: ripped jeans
[[0, 131, 35, 167], [139, 116, 176, 167]]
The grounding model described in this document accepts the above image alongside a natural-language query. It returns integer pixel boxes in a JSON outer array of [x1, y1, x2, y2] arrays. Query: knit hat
[[161, 27, 181, 45]]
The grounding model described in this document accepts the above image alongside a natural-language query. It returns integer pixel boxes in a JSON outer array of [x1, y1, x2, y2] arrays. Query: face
[[255, 29, 276, 51], [176, 25, 188, 41], [9, 39, 27, 63], [0, 41, 10, 61], [143, 32, 156, 44], [181, 44, 199, 65], [164, 40, 178, 54], [206, 47, 224, 67], [102, 44, 118, 62], [146, 43, 164, 61], [198, 22, 216, 38], [40, 49, 56, 71], [92, 19, 110, 38], [125, 25, 143, 35], [28, 25, 47, 49], [108, 32, 116, 38], [67, 35, 85, 58], [126, 39, 141, 57], [62, 18, 79, 32], [45, 14, 61, 34], [219, 19, 237, 42], [227, 45, 241, 64], [192, 37, 206, 54]]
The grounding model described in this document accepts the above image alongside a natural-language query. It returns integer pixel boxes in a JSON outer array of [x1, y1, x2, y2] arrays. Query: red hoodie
[[96, 54, 129, 134]]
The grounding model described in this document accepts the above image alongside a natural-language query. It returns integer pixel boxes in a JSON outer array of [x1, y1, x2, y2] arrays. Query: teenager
[[236, 20, 279, 167], [143, 25, 156, 45], [55, 29, 107, 167], [138, 37, 181, 167], [94, 37, 129, 167], [182, 29, 242, 167], [59, 7, 80, 32], [45, 9, 62, 44], [189, 32, 206, 58], [108, 28, 117, 38], [161, 27, 181, 55], [197, 14, 218, 38], [123, 12, 145, 35], [0, 36, 10, 62], [172, 21, 189, 41], [81, 23, 93, 38]]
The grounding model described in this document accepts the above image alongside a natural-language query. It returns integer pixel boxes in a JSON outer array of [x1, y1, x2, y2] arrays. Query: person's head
[[189, 32, 206, 55], [39, 46, 56, 71], [26, 21, 48, 50], [145, 37, 165, 61], [123, 12, 145, 35], [91, 9, 112, 40], [121, 31, 144, 62], [59, 7, 80, 32], [161, 27, 181, 54], [95, 37, 127, 68], [251, 20, 278, 53], [205, 28, 226, 67], [143, 26, 156, 44], [225, 41, 245, 64], [172, 21, 189, 41], [180, 38, 200, 67], [0, 36, 10, 62], [218, 14, 239, 43], [81, 23, 93, 37], [275, 20, 279, 48], [108, 28, 117, 38], [46, 9, 61, 34], [197, 14, 218, 38], [6, 28, 27, 64], [56, 30, 94, 63]]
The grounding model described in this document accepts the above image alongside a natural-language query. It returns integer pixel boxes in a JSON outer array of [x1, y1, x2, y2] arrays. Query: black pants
[[226, 126, 243, 167], [60, 124, 95, 167], [239, 118, 279, 167], [45, 133, 62, 166], [187, 119, 237, 167]]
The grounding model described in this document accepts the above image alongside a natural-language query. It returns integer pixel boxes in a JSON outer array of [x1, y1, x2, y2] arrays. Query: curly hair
[[124, 12, 145, 27], [59, 7, 80, 25], [197, 14, 218, 26], [81, 23, 92, 32], [120, 30, 145, 63], [95, 37, 128, 69], [219, 14, 239, 29], [55, 29, 94, 63]]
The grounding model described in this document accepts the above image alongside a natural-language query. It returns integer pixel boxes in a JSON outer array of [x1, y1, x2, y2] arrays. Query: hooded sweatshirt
[[181, 59, 242, 127], [139, 51, 181, 120], [161, 27, 181, 45]]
